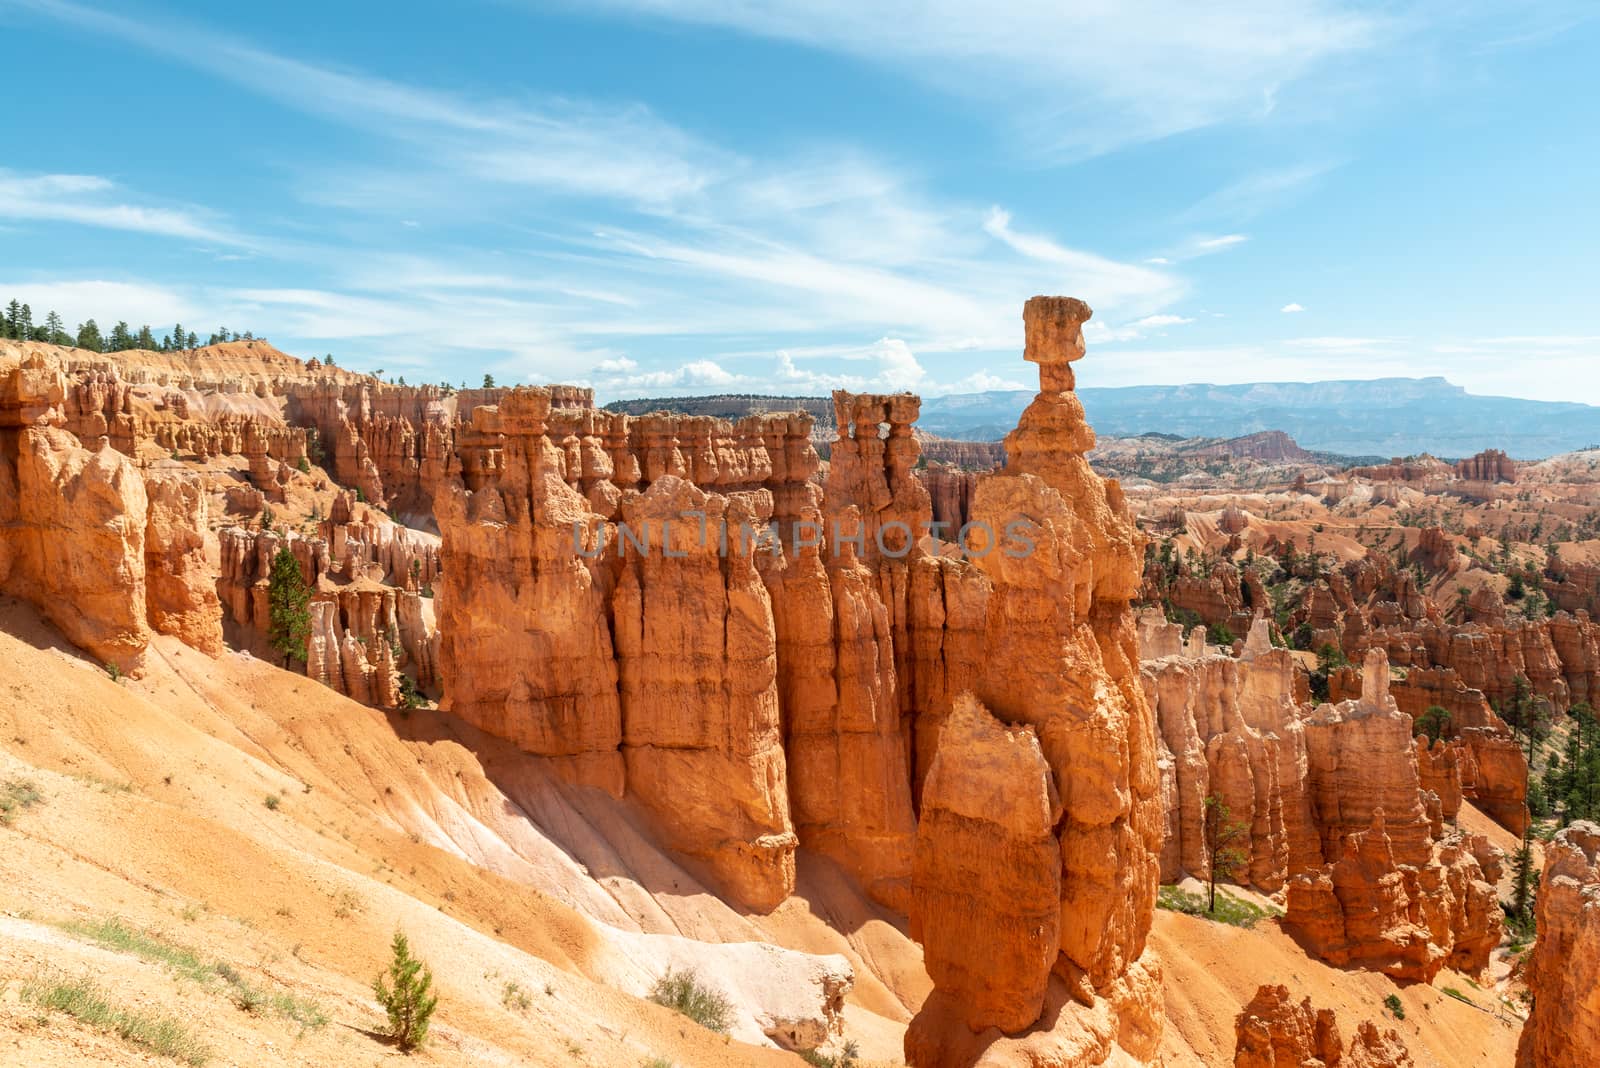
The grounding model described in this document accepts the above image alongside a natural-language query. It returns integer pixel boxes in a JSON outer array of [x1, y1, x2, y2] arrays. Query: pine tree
[[3, 299, 19, 339], [109, 321, 134, 351], [17, 303, 33, 339], [1202, 793, 1250, 913], [43, 311, 66, 345], [186, 330, 198, 349], [171, 323, 185, 351], [1509, 834, 1537, 936], [373, 930, 437, 1053], [482, 373, 495, 389], [266, 546, 312, 668], [136, 325, 157, 349], [75, 319, 104, 352]]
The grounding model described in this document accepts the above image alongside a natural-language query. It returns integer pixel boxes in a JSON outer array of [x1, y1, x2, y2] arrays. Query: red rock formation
[[1455, 727, 1530, 837], [142, 467, 223, 654], [905, 296, 1162, 1067], [1143, 618, 1321, 892], [612, 478, 797, 911], [1, 351, 154, 672], [1516, 821, 1600, 1068], [1233, 984, 1416, 1067], [435, 390, 627, 792], [1454, 448, 1516, 483], [916, 437, 1004, 471], [911, 694, 1061, 1033], [1192, 430, 1314, 464], [920, 462, 982, 533]]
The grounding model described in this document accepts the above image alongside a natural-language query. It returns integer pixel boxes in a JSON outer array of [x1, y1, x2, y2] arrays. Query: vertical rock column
[[434, 389, 625, 793], [1516, 821, 1600, 1068], [907, 297, 1164, 1066], [613, 477, 797, 911]]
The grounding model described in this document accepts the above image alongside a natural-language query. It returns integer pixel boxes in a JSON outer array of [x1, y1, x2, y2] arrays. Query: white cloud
[[1193, 234, 1249, 251], [0, 170, 247, 246], [1281, 302, 1306, 313], [595, 357, 742, 392], [592, 355, 639, 373], [939, 370, 1029, 393], [0, 279, 202, 330], [1133, 314, 1195, 328], [868, 337, 925, 391]]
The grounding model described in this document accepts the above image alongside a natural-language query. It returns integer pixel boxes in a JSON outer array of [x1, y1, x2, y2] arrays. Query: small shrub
[[1384, 993, 1405, 1020], [264, 794, 281, 811], [643, 1058, 674, 1068], [647, 967, 731, 1034], [333, 889, 364, 919], [800, 1041, 861, 1067], [374, 930, 438, 1053], [1442, 987, 1474, 1007], [1, 779, 44, 826], [105, 661, 121, 682]]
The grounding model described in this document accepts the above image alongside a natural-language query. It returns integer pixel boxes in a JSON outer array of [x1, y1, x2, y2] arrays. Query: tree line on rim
[[2, 297, 258, 353]]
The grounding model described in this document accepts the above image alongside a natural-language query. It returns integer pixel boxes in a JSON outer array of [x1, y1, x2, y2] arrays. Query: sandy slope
[[0, 596, 827, 1067]]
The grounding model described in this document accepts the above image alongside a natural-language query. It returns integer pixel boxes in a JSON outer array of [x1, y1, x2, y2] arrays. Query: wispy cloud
[[14, 0, 724, 209], [572, 0, 1383, 157], [982, 207, 1182, 311], [1281, 302, 1306, 313], [1182, 162, 1340, 223], [0, 170, 248, 245]]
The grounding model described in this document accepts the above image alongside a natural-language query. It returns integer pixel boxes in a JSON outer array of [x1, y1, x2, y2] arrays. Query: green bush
[[1384, 993, 1405, 1020], [647, 968, 732, 1034], [374, 930, 438, 1053]]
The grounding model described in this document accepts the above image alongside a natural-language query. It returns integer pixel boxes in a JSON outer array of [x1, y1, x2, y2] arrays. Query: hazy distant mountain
[[919, 377, 1600, 460]]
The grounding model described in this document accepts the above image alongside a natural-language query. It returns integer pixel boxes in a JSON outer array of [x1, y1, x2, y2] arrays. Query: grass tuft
[[54, 914, 329, 1032], [21, 972, 211, 1066], [56, 916, 212, 985], [1156, 885, 1278, 929], [647, 967, 732, 1034]]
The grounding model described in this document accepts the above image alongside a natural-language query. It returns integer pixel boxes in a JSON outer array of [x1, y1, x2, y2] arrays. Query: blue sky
[[2, 0, 1597, 403]]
